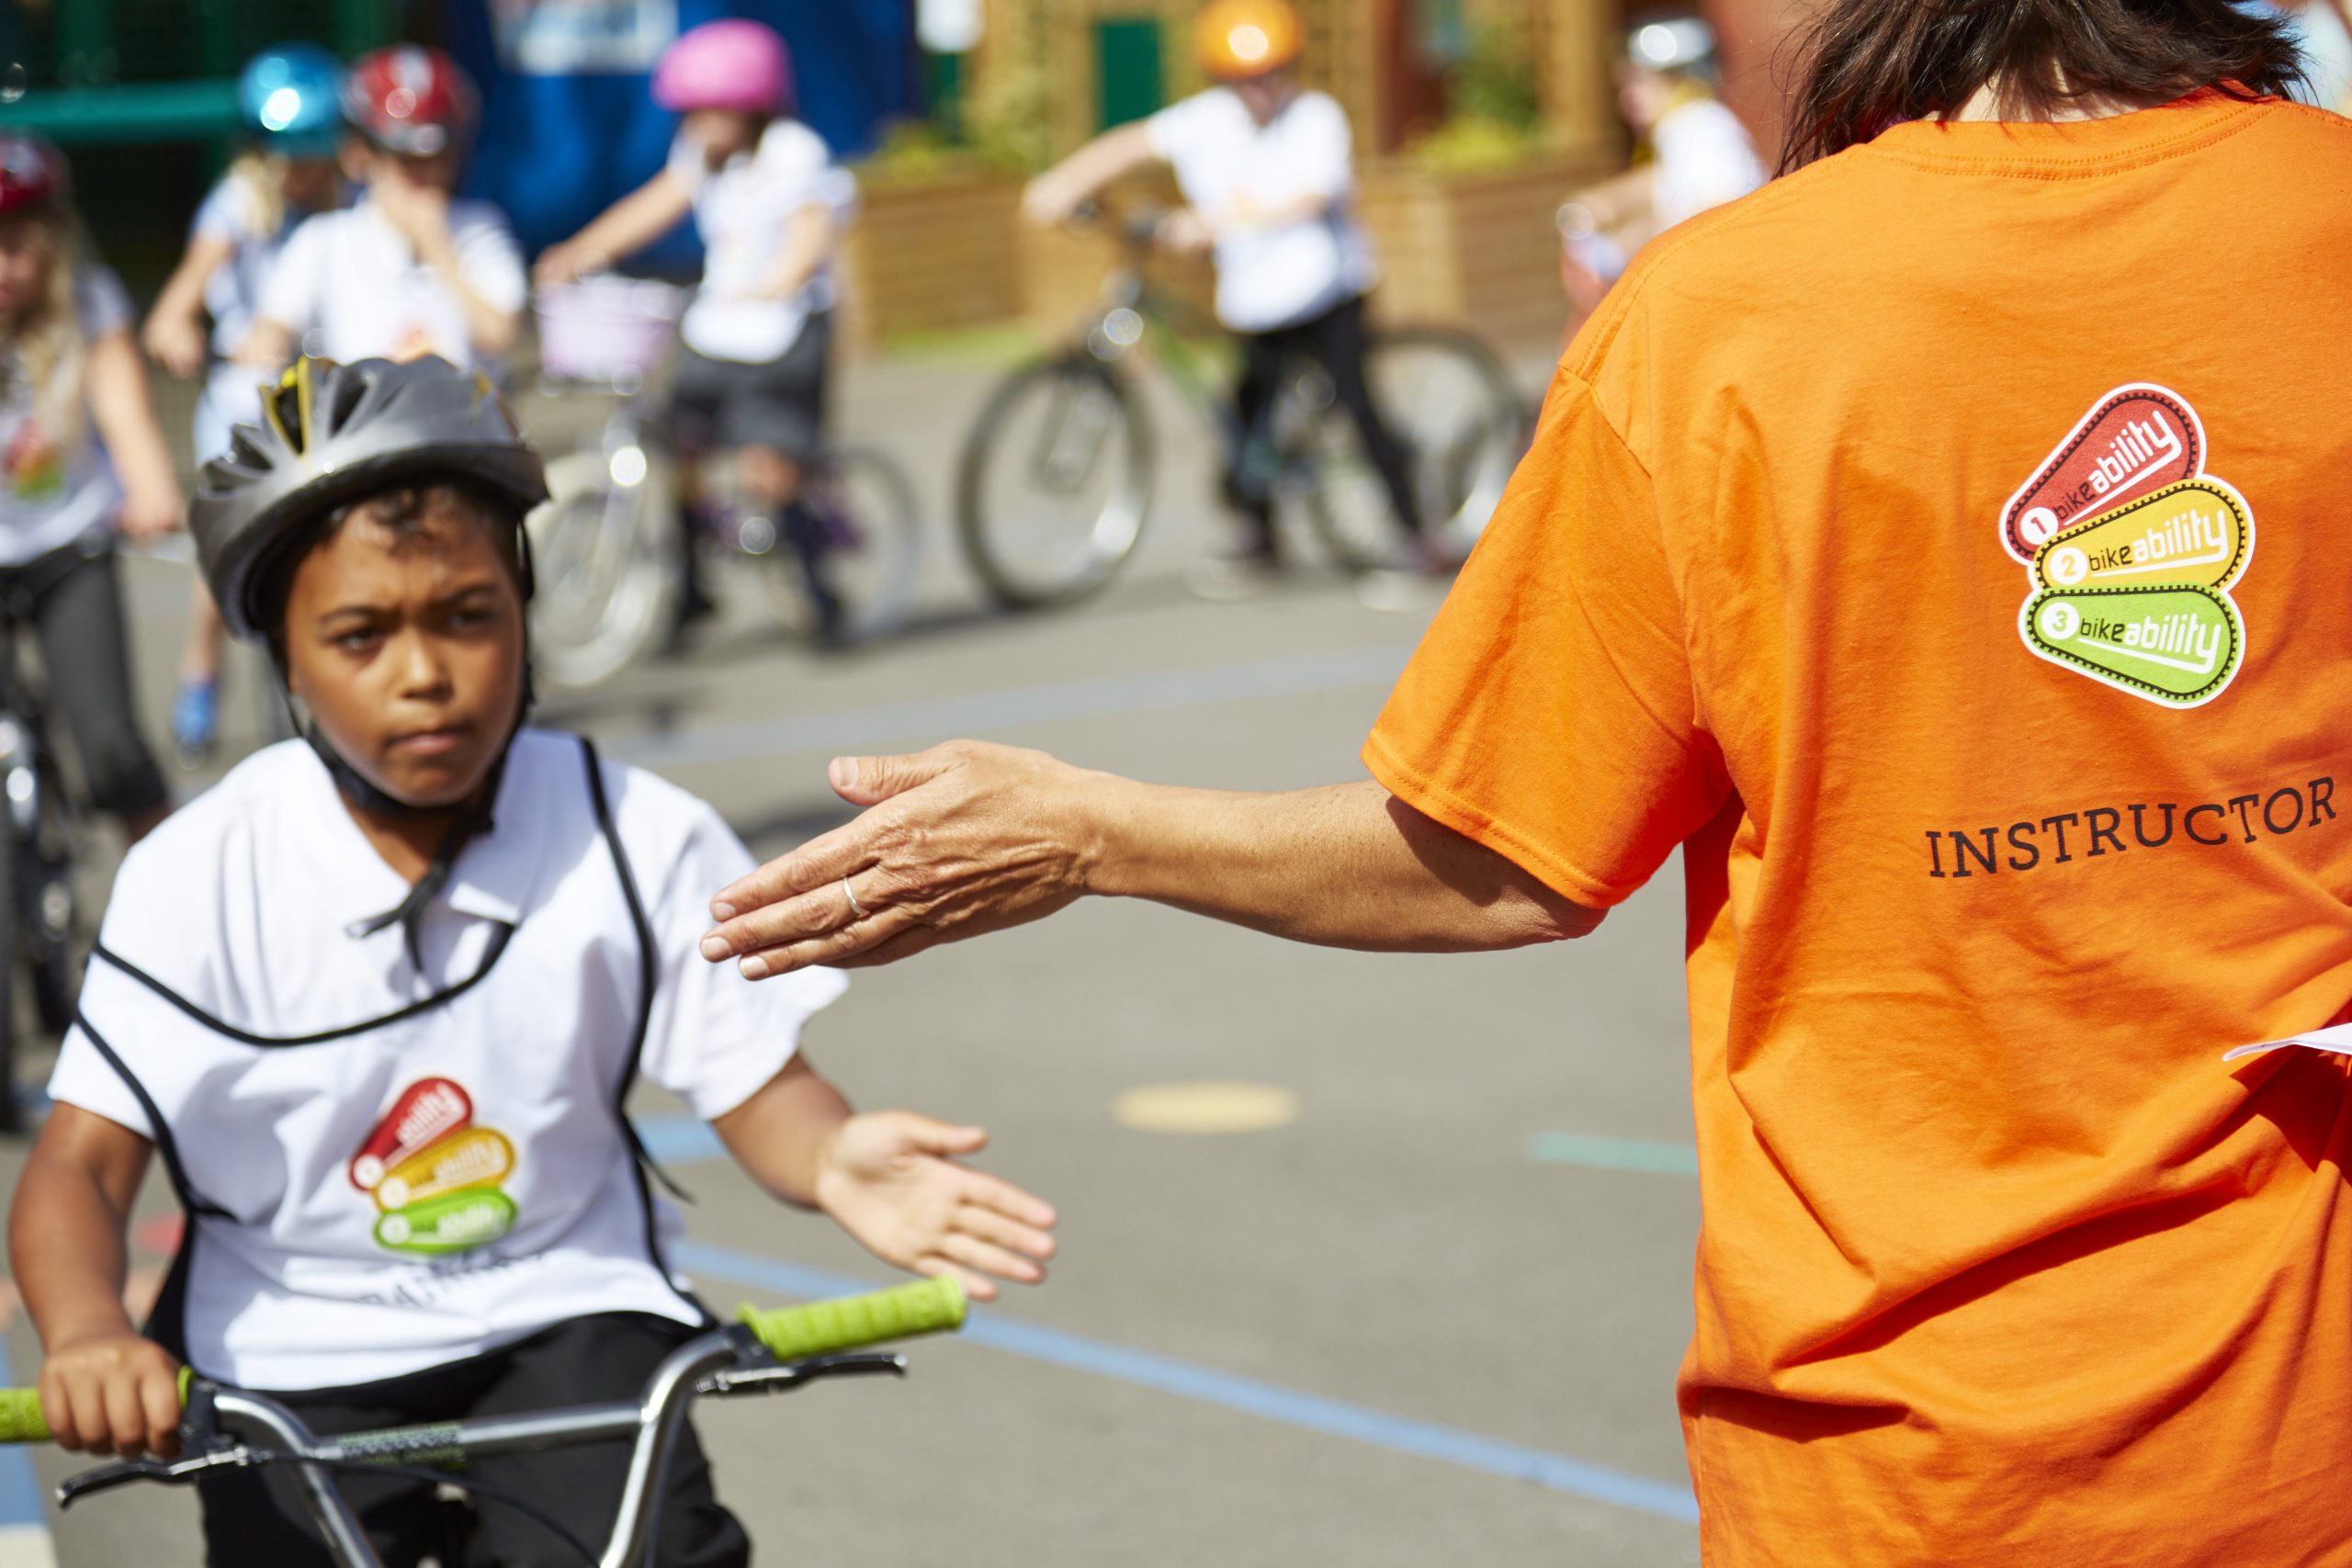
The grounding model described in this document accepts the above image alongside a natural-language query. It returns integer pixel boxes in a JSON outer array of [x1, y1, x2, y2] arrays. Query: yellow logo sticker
[[2030, 478, 2252, 594]]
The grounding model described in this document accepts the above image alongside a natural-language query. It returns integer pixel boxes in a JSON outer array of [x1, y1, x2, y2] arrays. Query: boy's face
[[281, 494, 526, 811], [1230, 68, 1297, 127], [1616, 64, 1675, 131], [281, 155, 343, 212], [684, 109, 765, 164]]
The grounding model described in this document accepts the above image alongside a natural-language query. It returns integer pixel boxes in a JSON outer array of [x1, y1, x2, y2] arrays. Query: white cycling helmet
[[1626, 16, 1717, 73]]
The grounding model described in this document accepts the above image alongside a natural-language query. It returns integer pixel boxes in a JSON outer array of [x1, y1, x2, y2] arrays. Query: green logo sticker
[[2020, 585, 2244, 706], [2030, 478, 2252, 594], [374, 1189, 519, 1257]]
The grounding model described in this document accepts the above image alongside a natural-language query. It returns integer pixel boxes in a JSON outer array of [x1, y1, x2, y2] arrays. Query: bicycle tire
[[526, 446, 681, 690], [25, 746, 79, 1039], [1293, 324, 1530, 572], [0, 782, 22, 1135], [759, 445, 925, 644], [956, 355, 1154, 611]]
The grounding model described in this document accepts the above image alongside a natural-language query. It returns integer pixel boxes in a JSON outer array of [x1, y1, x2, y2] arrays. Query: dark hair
[[1781, 0, 2306, 171], [258, 480, 527, 656]]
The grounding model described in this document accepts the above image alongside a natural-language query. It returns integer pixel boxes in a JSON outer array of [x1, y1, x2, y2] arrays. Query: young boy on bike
[[536, 18, 857, 648], [240, 45, 526, 376], [7, 355, 1057, 1566], [1022, 0, 1432, 593]]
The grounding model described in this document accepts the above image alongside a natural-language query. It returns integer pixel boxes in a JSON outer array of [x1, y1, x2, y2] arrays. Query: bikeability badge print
[[2001, 383, 2253, 708], [349, 1077, 519, 1258]]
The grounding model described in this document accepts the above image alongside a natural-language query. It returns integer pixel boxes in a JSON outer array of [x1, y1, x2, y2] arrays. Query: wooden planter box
[[1359, 154, 1603, 354], [837, 170, 1022, 351]]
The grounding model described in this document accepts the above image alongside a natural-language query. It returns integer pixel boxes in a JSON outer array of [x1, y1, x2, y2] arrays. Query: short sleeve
[[258, 213, 327, 332], [664, 130, 712, 198], [1146, 91, 1214, 160], [1363, 373, 1730, 908], [633, 793, 848, 1120], [452, 209, 528, 315], [190, 178, 246, 243], [73, 265, 132, 339], [49, 1025, 154, 1137]]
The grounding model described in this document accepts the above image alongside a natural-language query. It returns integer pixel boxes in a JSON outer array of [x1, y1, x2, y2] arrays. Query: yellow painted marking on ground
[[1112, 1081, 1301, 1135]]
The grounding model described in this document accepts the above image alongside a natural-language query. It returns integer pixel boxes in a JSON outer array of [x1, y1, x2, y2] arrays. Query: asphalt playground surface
[[0, 347, 1705, 1566]]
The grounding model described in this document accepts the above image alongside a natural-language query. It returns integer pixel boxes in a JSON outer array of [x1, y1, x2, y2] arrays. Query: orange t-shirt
[[1367, 92, 2352, 1566]]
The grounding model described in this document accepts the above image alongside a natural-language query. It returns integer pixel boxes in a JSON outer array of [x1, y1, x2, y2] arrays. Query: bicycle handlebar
[[0, 1281, 964, 1446], [737, 1276, 966, 1361]]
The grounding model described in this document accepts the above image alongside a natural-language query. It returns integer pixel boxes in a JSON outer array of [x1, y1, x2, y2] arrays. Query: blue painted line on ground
[[604, 644, 1413, 771], [670, 1237, 1699, 1525], [0, 1327, 53, 1532], [1526, 1133, 1699, 1178]]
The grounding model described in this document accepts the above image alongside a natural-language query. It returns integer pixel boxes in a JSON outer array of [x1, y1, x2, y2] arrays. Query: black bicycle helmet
[[192, 355, 548, 641]]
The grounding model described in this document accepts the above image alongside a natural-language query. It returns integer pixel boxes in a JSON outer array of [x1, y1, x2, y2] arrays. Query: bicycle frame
[[55, 1328, 904, 1568]]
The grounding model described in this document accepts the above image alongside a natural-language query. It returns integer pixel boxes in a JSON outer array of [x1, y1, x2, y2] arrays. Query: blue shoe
[[172, 676, 219, 768]]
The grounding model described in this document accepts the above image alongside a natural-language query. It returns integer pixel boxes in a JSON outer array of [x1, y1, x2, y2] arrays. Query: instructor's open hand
[[702, 740, 1102, 978]]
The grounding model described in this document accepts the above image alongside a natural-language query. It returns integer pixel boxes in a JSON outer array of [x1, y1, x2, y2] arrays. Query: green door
[[1094, 17, 1163, 130]]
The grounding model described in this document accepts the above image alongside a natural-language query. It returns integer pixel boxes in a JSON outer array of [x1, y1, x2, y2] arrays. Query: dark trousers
[[0, 539, 165, 821], [197, 1313, 750, 1568], [1227, 292, 1423, 551]]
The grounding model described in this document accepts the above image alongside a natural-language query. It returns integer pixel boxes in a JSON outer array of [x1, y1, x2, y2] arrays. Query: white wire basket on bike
[[534, 276, 686, 388]]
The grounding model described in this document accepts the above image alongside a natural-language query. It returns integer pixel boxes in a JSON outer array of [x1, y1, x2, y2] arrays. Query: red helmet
[[0, 135, 65, 218], [342, 45, 479, 157]]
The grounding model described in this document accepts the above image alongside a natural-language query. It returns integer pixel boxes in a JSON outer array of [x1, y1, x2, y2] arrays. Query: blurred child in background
[[240, 45, 525, 377], [1557, 15, 1766, 319], [0, 136, 177, 841], [142, 44, 345, 766], [537, 18, 857, 648], [1023, 0, 1433, 595]]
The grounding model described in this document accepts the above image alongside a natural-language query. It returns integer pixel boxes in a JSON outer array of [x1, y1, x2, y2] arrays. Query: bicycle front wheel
[[956, 356, 1153, 610], [526, 445, 681, 689], [1288, 325, 1531, 571]]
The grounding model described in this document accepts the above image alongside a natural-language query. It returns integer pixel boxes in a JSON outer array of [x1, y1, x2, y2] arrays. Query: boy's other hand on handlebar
[[39, 1331, 181, 1460], [118, 481, 184, 543], [813, 1111, 1057, 1303], [1021, 172, 1087, 230]]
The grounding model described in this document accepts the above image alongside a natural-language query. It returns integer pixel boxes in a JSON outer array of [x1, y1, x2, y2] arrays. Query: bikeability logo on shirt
[[2001, 384, 2253, 708], [348, 1077, 518, 1258]]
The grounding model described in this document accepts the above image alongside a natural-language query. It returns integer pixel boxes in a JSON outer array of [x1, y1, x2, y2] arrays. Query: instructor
[[702, 5, 2352, 1562]]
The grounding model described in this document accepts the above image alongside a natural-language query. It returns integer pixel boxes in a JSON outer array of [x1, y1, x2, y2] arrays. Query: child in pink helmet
[[537, 19, 857, 648]]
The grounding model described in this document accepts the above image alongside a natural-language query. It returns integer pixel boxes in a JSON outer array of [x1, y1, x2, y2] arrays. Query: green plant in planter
[[1405, 20, 1548, 174]]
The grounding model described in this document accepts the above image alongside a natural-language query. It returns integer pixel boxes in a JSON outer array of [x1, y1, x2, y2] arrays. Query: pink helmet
[[652, 20, 794, 116]]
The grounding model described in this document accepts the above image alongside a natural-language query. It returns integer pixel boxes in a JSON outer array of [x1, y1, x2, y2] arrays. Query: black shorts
[[196, 1312, 748, 1568], [667, 310, 831, 464]]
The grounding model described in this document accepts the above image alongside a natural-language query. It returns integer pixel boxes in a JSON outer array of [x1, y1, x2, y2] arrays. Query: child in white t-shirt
[[537, 18, 857, 646], [9, 355, 1055, 1565], [1022, 0, 1433, 587], [142, 44, 346, 767], [240, 46, 526, 377], [0, 135, 178, 852]]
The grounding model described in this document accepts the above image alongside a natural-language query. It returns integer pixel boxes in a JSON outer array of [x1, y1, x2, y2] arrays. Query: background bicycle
[[526, 277, 923, 690], [955, 204, 1531, 612]]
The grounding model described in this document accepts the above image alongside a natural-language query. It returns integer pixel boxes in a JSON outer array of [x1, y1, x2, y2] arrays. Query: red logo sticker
[[348, 1077, 472, 1191], [2001, 385, 2204, 563]]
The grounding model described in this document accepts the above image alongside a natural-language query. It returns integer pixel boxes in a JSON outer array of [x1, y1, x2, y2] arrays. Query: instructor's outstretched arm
[[701, 740, 1600, 978]]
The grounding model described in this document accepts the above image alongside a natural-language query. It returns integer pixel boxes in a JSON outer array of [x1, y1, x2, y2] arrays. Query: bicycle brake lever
[[702, 1350, 906, 1399], [56, 1445, 254, 1508]]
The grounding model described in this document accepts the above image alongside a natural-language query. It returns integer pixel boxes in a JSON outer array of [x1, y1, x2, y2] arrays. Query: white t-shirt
[[1146, 87, 1376, 333], [0, 265, 128, 566], [670, 118, 856, 364], [49, 729, 847, 1390], [1650, 97, 1768, 231], [258, 197, 527, 372]]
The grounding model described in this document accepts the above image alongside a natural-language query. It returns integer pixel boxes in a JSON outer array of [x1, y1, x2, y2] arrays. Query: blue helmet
[[237, 45, 346, 156]]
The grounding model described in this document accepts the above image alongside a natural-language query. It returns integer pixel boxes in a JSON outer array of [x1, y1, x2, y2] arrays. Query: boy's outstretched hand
[[813, 1112, 1057, 1302]]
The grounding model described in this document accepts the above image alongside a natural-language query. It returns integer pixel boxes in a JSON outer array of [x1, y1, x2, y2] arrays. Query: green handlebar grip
[[737, 1277, 967, 1362], [0, 1387, 47, 1444], [0, 1365, 192, 1444]]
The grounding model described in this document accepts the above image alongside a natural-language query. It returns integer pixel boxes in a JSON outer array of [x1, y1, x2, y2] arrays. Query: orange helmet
[[1195, 0, 1304, 82]]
